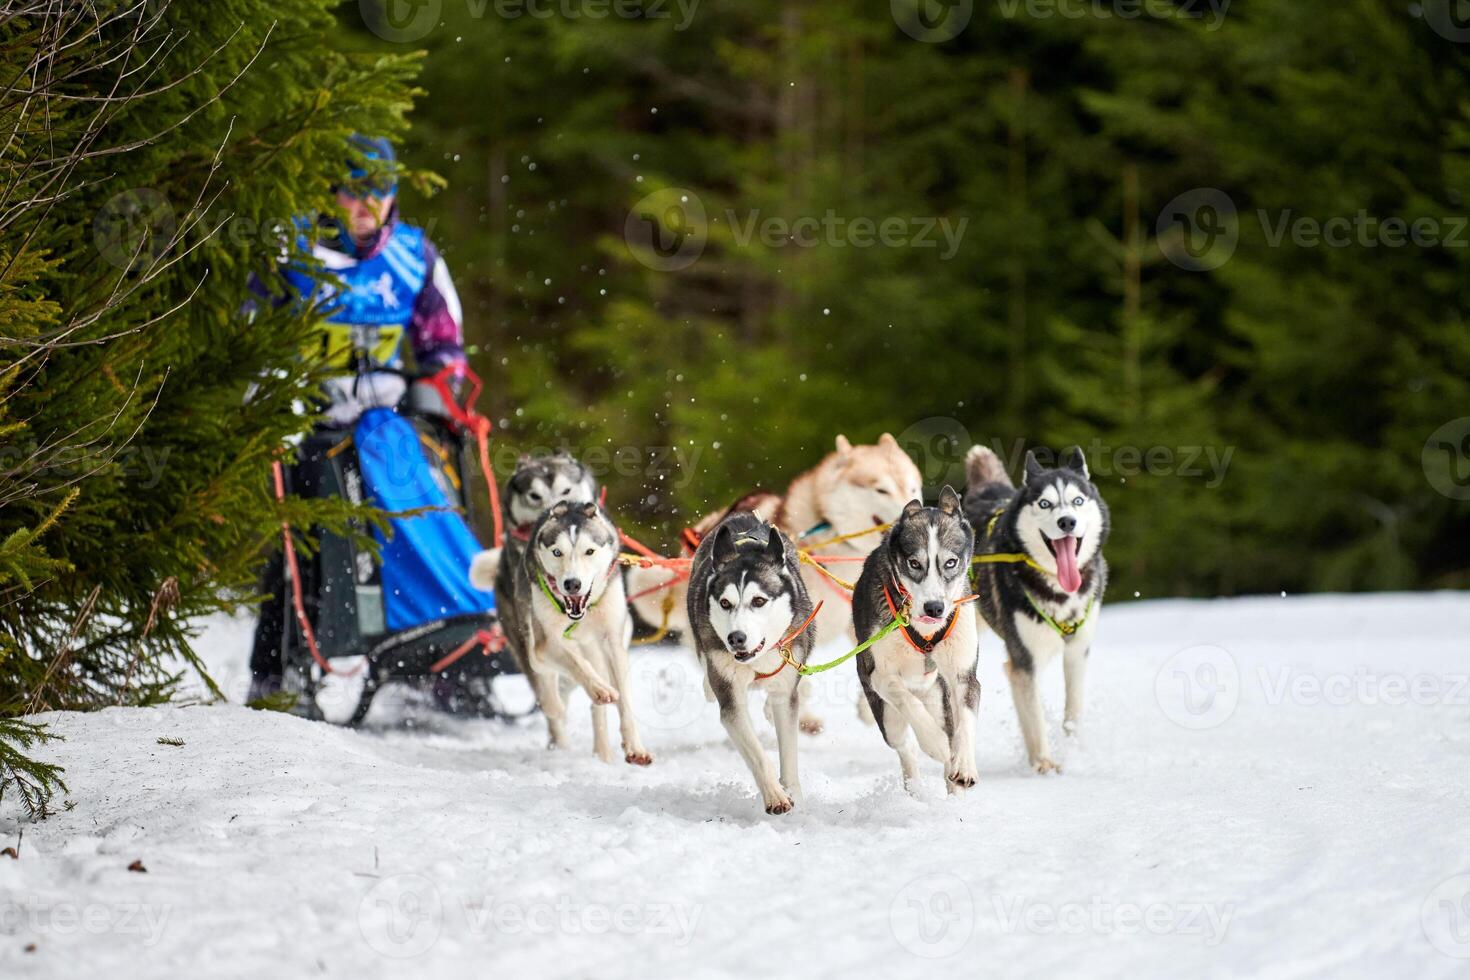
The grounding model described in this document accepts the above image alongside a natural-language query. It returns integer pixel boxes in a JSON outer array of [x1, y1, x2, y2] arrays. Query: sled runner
[[270, 365, 528, 724]]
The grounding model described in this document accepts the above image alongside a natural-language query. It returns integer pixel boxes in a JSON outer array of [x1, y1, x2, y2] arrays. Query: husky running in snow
[[687, 513, 816, 815], [473, 499, 651, 765], [852, 487, 980, 795], [626, 434, 921, 733], [964, 445, 1109, 774]]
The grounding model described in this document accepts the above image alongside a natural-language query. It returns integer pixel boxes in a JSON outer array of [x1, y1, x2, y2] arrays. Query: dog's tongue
[[1053, 535, 1082, 594]]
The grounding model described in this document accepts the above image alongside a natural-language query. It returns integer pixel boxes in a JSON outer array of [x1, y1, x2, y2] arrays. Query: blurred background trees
[[380, 0, 1470, 596]]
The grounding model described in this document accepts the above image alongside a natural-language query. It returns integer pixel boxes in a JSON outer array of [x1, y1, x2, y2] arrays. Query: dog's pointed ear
[[835, 434, 853, 456], [549, 500, 571, 518], [578, 501, 598, 519], [902, 498, 924, 517], [765, 526, 785, 562], [937, 484, 961, 515], [517, 452, 532, 467], [713, 524, 739, 565], [1064, 445, 1089, 481], [1023, 450, 1045, 485], [552, 448, 573, 461], [879, 432, 900, 451]]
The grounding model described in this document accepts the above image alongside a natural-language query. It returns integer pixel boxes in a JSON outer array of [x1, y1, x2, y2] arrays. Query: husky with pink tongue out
[[963, 445, 1110, 774]]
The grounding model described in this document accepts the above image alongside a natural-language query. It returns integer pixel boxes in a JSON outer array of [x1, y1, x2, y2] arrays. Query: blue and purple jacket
[[251, 209, 466, 373]]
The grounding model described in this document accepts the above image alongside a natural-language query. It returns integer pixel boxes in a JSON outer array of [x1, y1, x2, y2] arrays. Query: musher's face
[[335, 189, 395, 244]]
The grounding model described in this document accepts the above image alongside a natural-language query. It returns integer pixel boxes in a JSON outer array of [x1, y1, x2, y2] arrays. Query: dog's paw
[[1063, 719, 1080, 738], [468, 548, 501, 590], [590, 686, 620, 705], [595, 746, 617, 765], [764, 794, 795, 816], [947, 768, 977, 790], [799, 714, 824, 736], [1033, 757, 1062, 775], [624, 749, 653, 766]]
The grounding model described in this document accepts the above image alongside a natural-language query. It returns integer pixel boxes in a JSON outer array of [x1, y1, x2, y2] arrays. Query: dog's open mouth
[[1043, 534, 1083, 594], [732, 640, 766, 662], [563, 592, 590, 619]]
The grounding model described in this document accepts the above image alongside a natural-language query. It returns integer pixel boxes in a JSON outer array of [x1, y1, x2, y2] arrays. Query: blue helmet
[[342, 134, 398, 199]]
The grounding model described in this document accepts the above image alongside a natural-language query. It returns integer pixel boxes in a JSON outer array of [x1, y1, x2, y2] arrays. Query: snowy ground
[[3, 593, 1470, 978]]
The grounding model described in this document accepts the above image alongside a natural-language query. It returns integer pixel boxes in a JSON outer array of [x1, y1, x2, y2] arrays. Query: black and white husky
[[687, 513, 816, 815], [475, 499, 652, 765], [964, 445, 1109, 774], [852, 486, 980, 795]]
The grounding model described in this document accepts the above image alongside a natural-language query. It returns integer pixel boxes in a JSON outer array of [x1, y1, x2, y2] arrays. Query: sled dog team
[[469, 435, 1110, 814]]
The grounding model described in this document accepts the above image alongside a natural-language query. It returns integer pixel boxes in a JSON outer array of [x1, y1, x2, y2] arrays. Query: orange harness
[[751, 601, 825, 680], [882, 578, 979, 658]]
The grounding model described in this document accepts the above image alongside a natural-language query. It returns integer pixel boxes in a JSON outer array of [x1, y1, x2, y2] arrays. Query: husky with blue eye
[[687, 513, 816, 815], [852, 486, 979, 795], [964, 445, 1110, 775]]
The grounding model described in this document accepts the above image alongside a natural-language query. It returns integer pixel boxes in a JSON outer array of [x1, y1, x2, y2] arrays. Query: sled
[[272, 366, 529, 725]]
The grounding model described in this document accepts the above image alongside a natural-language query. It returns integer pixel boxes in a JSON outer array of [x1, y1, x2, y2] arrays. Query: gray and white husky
[[852, 487, 980, 795], [964, 445, 1109, 774], [474, 499, 651, 765], [687, 513, 817, 815]]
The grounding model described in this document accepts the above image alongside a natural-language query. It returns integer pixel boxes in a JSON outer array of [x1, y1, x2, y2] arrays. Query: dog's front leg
[[526, 655, 569, 749], [719, 682, 792, 815], [768, 680, 804, 806], [605, 621, 653, 766], [1004, 658, 1057, 773], [1062, 641, 1088, 738], [873, 676, 952, 767], [939, 666, 980, 791], [556, 635, 620, 705]]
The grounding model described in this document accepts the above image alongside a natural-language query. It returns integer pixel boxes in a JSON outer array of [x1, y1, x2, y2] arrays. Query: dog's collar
[[882, 574, 977, 657], [1024, 588, 1095, 638], [747, 603, 824, 681], [535, 563, 617, 638]]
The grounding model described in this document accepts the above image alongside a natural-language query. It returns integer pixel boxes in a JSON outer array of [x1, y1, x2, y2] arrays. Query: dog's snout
[[923, 600, 945, 619], [562, 577, 582, 594], [727, 630, 747, 650], [1056, 515, 1077, 534]]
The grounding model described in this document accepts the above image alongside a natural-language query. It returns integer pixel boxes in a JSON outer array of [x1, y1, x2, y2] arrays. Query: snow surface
[[4, 593, 1470, 979]]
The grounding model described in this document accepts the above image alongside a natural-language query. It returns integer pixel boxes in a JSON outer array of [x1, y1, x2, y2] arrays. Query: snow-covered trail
[[4, 593, 1470, 978]]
